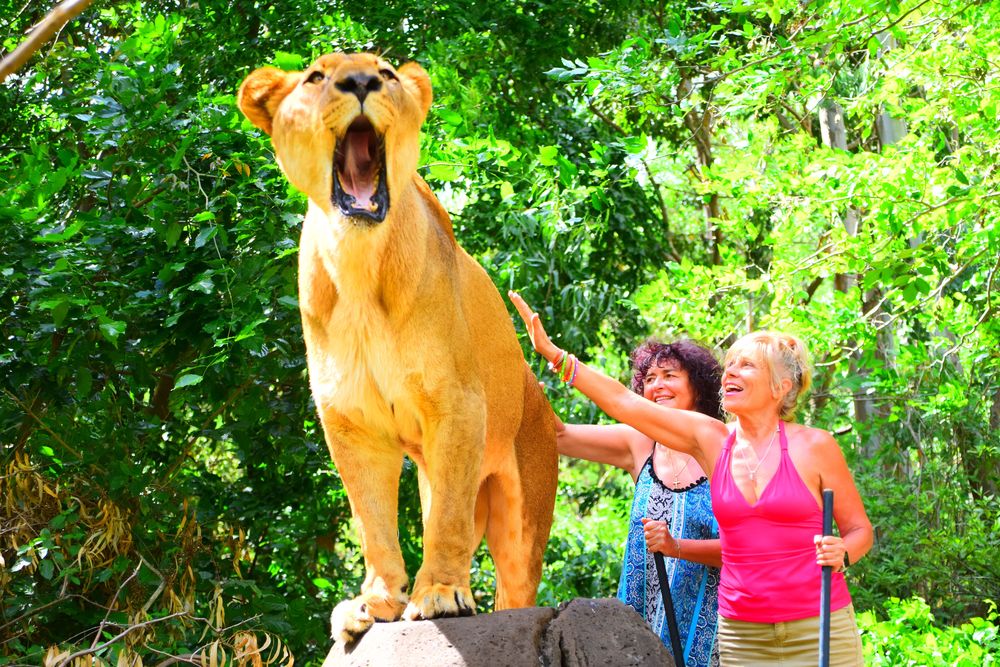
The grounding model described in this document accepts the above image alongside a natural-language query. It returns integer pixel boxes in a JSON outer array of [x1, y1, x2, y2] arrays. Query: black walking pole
[[819, 489, 834, 667], [654, 551, 686, 667]]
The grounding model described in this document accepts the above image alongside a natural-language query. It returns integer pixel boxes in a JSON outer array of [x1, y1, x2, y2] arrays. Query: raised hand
[[508, 290, 561, 363]]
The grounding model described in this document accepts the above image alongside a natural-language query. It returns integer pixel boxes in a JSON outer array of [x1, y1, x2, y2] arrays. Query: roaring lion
[[237, 53, 558, 642]]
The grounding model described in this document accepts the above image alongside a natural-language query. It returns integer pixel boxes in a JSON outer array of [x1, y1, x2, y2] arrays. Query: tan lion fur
[[237, 53, 557, 642]]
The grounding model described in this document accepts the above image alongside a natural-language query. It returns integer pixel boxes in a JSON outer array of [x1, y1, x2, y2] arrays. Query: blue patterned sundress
[[617, 454, 721, 667]]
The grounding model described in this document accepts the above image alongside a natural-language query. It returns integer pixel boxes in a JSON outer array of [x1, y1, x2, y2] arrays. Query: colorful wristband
[[568, 355, 579, 386]]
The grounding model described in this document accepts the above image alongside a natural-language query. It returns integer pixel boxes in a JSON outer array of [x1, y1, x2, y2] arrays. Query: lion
[[236, 52, 558, 642]]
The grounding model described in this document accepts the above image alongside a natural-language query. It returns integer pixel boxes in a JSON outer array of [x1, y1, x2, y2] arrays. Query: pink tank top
[[710, 422, 851, 622]]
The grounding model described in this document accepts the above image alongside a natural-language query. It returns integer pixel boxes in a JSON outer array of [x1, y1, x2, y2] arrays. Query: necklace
[[743, 425, 779, 482], [656, 443, 691, 487]]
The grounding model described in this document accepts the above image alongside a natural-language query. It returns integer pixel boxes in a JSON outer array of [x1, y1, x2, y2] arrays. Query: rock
[[541, 598, 676, 666], [323, 598, 675, 667]]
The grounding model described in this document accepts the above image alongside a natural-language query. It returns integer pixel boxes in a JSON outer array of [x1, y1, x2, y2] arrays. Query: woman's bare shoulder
[[787, 423, 842, 457]]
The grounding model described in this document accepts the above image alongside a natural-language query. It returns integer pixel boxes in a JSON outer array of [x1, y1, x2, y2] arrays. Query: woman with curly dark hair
[[553, 336, 724, 666]]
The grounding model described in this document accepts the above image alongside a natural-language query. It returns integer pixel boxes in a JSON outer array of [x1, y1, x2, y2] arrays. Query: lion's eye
[[306, 71, 325, 85], [379, 68, 398, 81]]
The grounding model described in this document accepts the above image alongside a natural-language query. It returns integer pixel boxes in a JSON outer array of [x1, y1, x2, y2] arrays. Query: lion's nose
[[336, 73, 382, 104]]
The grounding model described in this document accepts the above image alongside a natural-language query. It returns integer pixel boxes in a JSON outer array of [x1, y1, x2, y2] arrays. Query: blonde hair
[[724, 331, 813, 421]]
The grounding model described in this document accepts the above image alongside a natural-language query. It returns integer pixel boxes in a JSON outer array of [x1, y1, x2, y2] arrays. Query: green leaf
[[174, 373, 203, 388], [437, 109, 463, 127], [194, 225, 218, 249], [76, 368, 92, 399], [427, 163, 461, 182], [36, 298, 71, 327], [165, 222, 182, 248], [33, 219, 86, 243], [500, 181, 515, 201], [272, 51, 305, 71], [99, 320, 127, 345], [188, 275, 215, 294], [868, 36, 881, 57], [235, 317, 268, 342], [538, 145, 559, 166], [51, 300, 70, 327]]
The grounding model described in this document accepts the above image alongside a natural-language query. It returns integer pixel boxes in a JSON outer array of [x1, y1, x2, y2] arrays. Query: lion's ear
[[237, 67, 303, 136], [398, 62, 433, 122]]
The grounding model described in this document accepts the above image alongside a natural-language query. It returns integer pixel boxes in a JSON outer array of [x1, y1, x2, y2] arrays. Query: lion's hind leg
[[486, 376, 558, 609], [483, 466, 554, 609], [483, 474, 536, 609]]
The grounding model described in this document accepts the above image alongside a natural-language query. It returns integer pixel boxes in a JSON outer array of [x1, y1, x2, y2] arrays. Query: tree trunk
[[682, 76, 722, 265], [819, 101, 889, 458], [875, 32, 909, 149]]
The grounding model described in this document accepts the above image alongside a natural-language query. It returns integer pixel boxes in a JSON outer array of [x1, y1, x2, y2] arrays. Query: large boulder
[[323, 598, 675, 667]]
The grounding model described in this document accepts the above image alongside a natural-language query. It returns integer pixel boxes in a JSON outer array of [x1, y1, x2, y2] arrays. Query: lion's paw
[[402, 583, 476, 621], [330, 591, 407, 644]]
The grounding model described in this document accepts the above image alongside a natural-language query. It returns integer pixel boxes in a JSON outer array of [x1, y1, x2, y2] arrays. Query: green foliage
[[859, 596, 1000, 665], [2, 0, 997, 663], [538, 459, 633, 605], [544, 0, 1000, 623]]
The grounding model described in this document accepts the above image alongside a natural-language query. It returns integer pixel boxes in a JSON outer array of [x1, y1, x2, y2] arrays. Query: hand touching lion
[[237, 53, 557, 643]]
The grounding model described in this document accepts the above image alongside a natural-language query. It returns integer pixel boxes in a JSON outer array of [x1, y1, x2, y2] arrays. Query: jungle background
[[1, 0, 998, 664]]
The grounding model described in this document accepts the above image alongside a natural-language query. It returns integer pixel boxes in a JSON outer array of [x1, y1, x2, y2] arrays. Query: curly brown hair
[[629, 339, 724, 421]]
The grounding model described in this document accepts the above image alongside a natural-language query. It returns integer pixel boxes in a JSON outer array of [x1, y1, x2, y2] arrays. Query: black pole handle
[[819, 488, 834, 667], [653, 551, 686, 667]]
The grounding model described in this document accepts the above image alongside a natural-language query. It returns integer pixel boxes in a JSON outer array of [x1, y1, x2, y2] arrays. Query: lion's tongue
[[343, 132, 375, 209]]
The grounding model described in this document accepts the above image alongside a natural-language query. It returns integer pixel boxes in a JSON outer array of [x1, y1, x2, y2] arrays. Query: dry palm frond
[[198, 632, 293, 667]]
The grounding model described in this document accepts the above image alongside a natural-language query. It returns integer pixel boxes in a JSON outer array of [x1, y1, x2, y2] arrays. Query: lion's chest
[[304, 298, 425, 442]]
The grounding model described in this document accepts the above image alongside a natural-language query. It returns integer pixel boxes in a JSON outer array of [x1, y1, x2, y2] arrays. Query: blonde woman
[[509, 291, 872, 666]]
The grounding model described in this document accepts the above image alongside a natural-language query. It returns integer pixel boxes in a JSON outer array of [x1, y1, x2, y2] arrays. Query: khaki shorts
[[717, 604, 863, 666]]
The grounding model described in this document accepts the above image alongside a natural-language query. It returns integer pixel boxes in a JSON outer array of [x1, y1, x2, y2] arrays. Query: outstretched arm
[[508, 291, 727, 466], [558, 423, 653, 480]]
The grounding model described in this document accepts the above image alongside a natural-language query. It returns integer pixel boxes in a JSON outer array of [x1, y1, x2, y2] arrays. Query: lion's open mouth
[[332, 117, 389, 222]]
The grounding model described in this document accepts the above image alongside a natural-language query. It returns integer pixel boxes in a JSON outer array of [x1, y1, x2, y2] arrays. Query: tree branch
[[2, 388, 82, 460], [55, 611, 190, 667], [0, 0, 94, 83], [862, 0, 935, 44]]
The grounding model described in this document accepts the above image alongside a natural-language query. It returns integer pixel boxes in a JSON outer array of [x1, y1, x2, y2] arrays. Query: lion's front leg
[[322, 415, 409, 643], [403, 405, 486, 621]]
